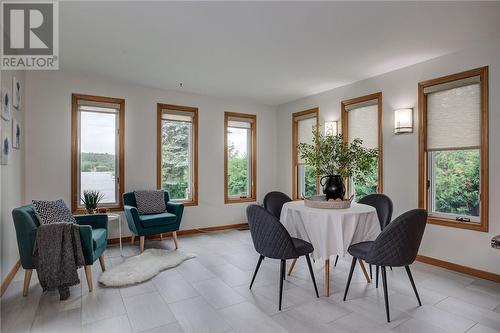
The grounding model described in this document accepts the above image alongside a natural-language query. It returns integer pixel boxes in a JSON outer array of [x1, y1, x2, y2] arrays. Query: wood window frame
[[341, 92, 383, 195], [224, 112, 257, 204], [71, 93, 125, 213], [291, 107, 320, 200], [418, 66, 489, 232], [157, 103, 199, 206]]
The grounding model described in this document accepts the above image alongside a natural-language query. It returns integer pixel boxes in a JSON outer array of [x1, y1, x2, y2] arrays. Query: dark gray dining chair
[[263, 191, 292, 219], [343, 209, 428, 322], [246, 204, 319, 310], [360, 194, 394, 281], [334, 194, 393, 281]]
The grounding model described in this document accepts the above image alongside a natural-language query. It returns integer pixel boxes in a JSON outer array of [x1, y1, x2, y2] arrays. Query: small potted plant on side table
[[81, 190, 105, 214]]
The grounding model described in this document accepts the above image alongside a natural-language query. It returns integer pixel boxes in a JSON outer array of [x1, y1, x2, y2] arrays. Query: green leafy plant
[[297, 126, 378, 179], [81, 190, 105, 213]]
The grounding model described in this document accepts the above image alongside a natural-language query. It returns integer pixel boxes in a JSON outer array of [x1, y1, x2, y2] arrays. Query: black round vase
[[320, 175, 345, 201]]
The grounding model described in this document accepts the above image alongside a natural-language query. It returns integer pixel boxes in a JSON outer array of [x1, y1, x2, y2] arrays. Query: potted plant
[[81, 190, 105, 214], [297, 127, 378, 201]]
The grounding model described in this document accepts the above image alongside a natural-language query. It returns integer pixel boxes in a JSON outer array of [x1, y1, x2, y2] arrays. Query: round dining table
[[280, 200, 381, 296]]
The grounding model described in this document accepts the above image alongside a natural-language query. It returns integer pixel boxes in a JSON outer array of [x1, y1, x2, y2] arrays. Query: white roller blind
[[228, 116, 253, 129], [347, 104, 378, 149], [423, 76, 480, 94], [78, 100, 120, 113], [297, 116, 316, 163], [426, 83, 480, 150], [162, 109, 194, 122]]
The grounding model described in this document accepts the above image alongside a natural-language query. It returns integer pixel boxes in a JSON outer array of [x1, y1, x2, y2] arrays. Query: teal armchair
[[123, 191, 183, 252], [12, 205, 108, 295]]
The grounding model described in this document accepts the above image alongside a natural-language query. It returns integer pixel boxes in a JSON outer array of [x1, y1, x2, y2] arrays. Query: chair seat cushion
[[348, 241, 373, 260], [292, 237, 314, 256], [139, 212, 177, 228], [92, 228, 107, 250]]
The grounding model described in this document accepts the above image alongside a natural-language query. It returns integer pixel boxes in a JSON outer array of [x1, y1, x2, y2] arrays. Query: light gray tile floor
[[2, 230, 500, 333]]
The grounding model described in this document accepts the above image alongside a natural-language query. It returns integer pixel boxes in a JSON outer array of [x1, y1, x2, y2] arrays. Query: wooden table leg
[[288, 258, 297, 276], [325, 259, 330, 297], [358, 259, 371, 283]]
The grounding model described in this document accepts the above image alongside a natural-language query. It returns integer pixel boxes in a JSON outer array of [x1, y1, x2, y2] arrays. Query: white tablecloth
[[280, 201, 381, 260]]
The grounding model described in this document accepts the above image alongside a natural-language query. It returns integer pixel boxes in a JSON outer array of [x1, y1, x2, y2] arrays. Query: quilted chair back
[[358, 194, 394, 230], [263, 191, 292, 219], [246, 204, 298, 259], [365, 209, 427, 267]]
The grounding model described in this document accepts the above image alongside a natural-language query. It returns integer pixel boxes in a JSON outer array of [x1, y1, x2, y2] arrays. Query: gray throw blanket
[[33, 223, 85, 300]]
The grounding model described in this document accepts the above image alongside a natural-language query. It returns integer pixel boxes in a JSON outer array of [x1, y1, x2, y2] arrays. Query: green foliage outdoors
[[160, 121, 478, 217], [81, 152, 115, 174], [353, 157, 378, 199], [227, 144, 249, 197], [304, 164, 317, 197], [434, 149, 479, 216], [161, 120, 190, 200]]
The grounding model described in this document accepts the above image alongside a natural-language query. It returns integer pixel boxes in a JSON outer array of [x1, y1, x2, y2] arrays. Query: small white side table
[[107, 213, 122, 256]]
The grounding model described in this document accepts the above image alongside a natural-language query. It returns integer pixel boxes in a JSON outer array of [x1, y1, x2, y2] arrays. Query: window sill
[[427, 216, 488, 232], [173, 200, 198, 207], [73, 205, 123, 215], [224, 197, 256, 204]]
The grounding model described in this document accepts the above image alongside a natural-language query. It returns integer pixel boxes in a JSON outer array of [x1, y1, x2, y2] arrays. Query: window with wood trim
[[71, 94, 125, 212], [224, 112, 256, 203], [341, 92, 383, 198], [418, 67, 489, 232], [157, 104, 198, 206], [292, 108, 319, 200]]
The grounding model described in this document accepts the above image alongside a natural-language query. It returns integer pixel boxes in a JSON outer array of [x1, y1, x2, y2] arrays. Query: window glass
[[227, 124, 251, 198], [347, 103, 379, 198], [160, 110, 195, 202], [77, 102, 121, 208], [425, 83, 482, 223], [428, 149, 480, 220]]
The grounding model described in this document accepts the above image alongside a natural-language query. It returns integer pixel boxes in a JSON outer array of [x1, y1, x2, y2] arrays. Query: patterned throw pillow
[[32, 199, 76, 225], [134, 190, 167, 215]]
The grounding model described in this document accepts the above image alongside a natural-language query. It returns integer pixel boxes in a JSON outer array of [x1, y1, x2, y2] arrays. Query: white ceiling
[[60, 1, 500, 106]]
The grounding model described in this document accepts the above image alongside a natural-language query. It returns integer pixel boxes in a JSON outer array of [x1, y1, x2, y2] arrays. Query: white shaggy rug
[[98, 248, 196, 287]]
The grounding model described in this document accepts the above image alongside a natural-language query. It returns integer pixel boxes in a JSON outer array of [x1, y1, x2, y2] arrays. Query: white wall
[[24, 70, 278, 239], [276, 38, 500, 275], [1, 70, 26, 281]]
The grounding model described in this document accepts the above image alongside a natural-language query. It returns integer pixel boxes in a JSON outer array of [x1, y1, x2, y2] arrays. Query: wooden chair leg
[[84, 265, 93, 292], [131, 235, 135, 245], [98, 255, 106, 272], [287, 258, 297, 276], [23, 269, 33, 297], [160, 233, 163, 241], [172, 231, 179, 249], [140, 236, 145, 253], [358, 259, 371, 283]]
